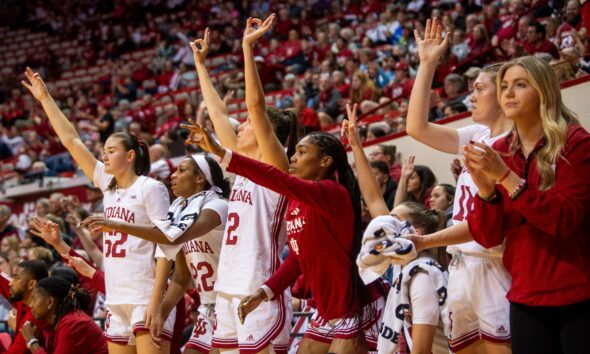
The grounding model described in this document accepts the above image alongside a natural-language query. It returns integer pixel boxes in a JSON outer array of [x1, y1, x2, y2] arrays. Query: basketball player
[[22, 68, 175, 354]]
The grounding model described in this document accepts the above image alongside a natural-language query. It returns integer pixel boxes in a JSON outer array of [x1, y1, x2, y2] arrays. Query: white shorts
[[304, 296, 384, 350], [212, 291, 292, 354], [185, 304, 216, 353], [105, 304, 177, 345], [447, 254, 511, 352]]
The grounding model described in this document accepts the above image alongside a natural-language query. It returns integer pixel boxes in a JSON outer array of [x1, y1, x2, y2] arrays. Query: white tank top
[[214, 176, 288, 295], [447, 124, 508, 257], [93, 161, 170, 305]]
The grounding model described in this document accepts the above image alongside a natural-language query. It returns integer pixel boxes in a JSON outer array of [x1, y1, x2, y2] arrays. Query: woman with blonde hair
[[463, 55, 590, 354]]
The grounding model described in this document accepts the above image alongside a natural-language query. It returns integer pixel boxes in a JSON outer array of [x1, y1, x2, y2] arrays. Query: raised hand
[[29, 218, 61, 246], [341, 103, 363, 149], [190, 27, 210, 65], [243, 14, 276, 46], [223, 90, 235, 105], [237, 288, 267, 324], [180, 119, 225, 157], [414, 17, 450, 64], [401, 155, 416, 179], [21, 67, 50, 101]]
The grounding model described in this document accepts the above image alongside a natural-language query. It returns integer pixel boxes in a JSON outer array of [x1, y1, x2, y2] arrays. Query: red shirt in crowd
[[467, 125, 590, 306], [0, 274, 44, 354], [523, 39, 559, 59], [226, 152, 376, 320], [33, 310, 108, 354]]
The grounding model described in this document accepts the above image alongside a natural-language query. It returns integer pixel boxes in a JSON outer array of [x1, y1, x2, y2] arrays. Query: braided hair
[[106, 132, 151, 191], [305, 132, 373, 328]]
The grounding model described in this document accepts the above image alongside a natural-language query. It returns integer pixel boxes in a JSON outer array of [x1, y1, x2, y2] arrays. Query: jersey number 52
[[105, 231, 128, 257]]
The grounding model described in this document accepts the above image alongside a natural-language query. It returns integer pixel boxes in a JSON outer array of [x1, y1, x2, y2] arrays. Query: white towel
[[357, 215, 417, 285]]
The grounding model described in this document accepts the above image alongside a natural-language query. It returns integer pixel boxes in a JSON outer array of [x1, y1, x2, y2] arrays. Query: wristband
[[26, 338, 39, 349], [508, 179, 527, 199], [498, 169, 511, 183]]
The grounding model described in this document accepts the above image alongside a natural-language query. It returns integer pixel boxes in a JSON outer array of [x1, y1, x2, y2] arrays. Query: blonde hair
[[350, 71, 374, 104], [28, 246, 54, 266], [497, 56, 579, 190]]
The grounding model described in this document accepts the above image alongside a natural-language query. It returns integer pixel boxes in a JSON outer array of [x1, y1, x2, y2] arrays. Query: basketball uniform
[[153, 190, 228, 353], [93, 161, 176, 344], [212, 176, 292, 354], [446, 125, 512, 351]]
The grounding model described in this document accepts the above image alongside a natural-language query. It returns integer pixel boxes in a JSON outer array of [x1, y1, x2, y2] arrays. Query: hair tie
[[67, 284, 80, 307], [132, 134, 147, 149]]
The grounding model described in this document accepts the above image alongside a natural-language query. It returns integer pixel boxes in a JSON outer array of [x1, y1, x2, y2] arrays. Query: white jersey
[[93, 161, 170, 305], [153, 191, 228, 305], [447, 124, 508, 256], [215, 176, 288, 295]]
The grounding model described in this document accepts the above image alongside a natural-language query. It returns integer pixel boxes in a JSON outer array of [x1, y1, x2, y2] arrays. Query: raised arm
[[242, 14, 290, 171], [405, 18, 459, 154], [342, 104, 389, 217], [21, 68, 98, 180], [394, 156, 415, 207], [191, 28, 238, 150]]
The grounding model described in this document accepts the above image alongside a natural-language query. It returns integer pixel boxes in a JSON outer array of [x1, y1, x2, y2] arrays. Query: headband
[[191, 154, 222, 194]]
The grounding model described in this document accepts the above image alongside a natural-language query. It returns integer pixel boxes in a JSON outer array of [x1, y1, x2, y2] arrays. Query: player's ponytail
[[266, 106, 299, 159], [106, 132, 151, 191]]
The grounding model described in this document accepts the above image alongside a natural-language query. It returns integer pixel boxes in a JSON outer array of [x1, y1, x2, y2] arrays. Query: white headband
[[191, 154, 222, 194]]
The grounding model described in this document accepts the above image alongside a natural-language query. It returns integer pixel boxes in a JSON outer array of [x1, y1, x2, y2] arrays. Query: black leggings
[[510, 299, 590, 354]]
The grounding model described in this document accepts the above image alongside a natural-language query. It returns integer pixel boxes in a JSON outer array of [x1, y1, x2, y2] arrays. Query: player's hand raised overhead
[[190, 27, 210, 65], [414, 17, 450, 65], [341, 103, 362, 149], [21, 67, 50, 102], [243, 14, 275, 46]]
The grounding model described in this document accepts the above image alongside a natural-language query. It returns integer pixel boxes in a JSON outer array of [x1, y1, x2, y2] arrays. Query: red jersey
[[467, 125, 590, 306], [226, 152, 367, 320], [34, 310, 108, 354], [0, 274, 44, 354]]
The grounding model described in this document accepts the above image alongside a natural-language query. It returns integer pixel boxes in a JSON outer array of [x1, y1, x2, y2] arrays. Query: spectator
[[0, 205, 18, 241], [429, 183, 456, 227], [368, 144, 401, 183], [394, 156, 436, 209], [311, 74, 342, 128], [148, 144, 174, 181], [293, 93, 319, 135], [35, 198, 50, 218], [370, 161, 397, 210], [524, 21, 560, 59]]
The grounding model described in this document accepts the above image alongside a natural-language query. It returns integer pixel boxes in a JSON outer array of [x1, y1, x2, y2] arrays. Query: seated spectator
[[524, 21, 560, 59], [0, 205, 18, 241], [442, 102, 468, 118], [21, 276, 108, 354], [429, 183, 456, 227], [370, 161, 397, 210], [368, 144, 402, 183], [294, 93, 319, 135], [311, 74, 342, 127], [148, 144, 174, 181], [452, 29, 470, 61], [255, 56, 284, 92], [394, 156, 436, 208], [443, 73, 467, 103], [367, 124, 390, 141]]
